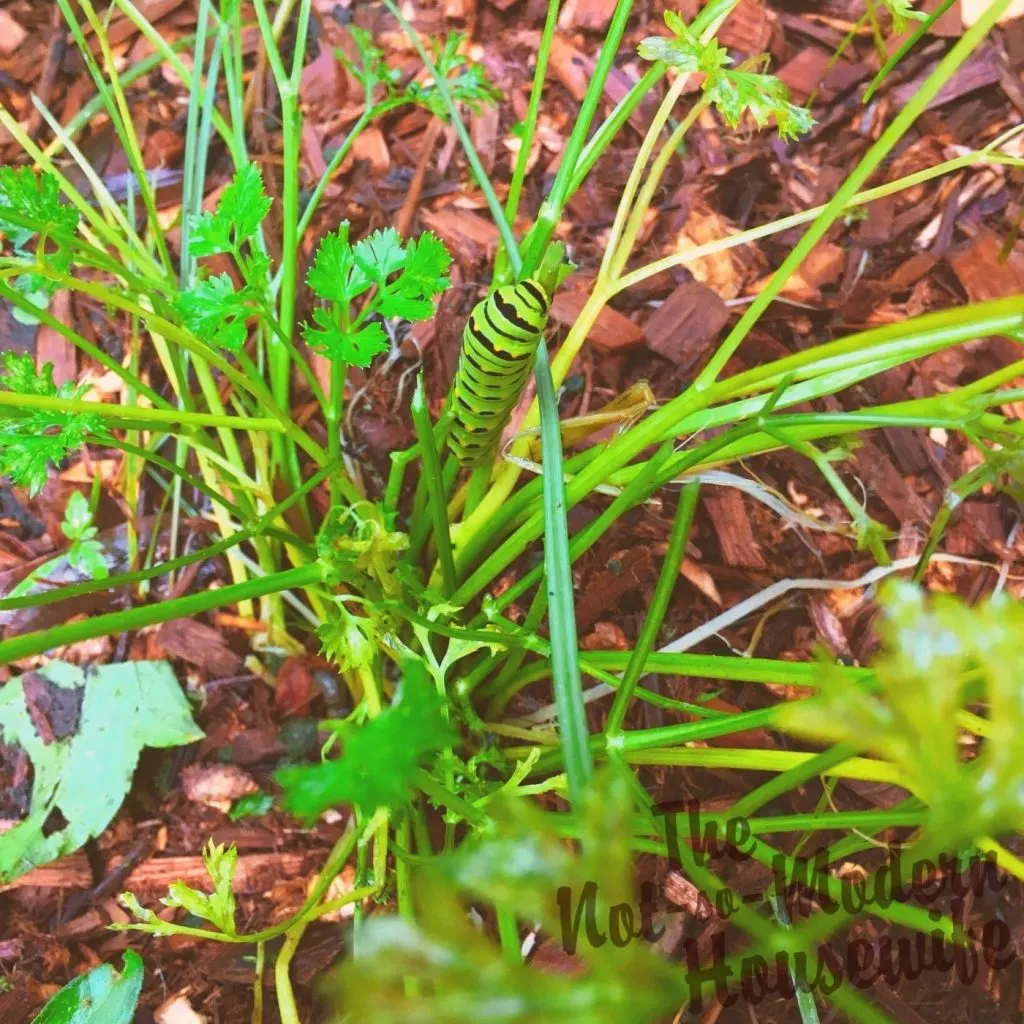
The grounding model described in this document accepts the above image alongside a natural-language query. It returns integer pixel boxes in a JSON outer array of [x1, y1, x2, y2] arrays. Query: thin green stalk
[[503, 0, 560, 226], [694, 0, 1012, 388], [67, 0, 174, 276], [0, 280, 166, 408], [0, 564, 322, 666], [605, 482, 700, 736], [384, 0, 520, 269], [412, 375, 456, 595], [0, 460, 334, 614], [568, 64, 666, 195], [0, 391, 283, 432], [535, 343, 591, 803], [864, 0, 959, 101], [108, 0, 234, 151], [180, 0, 214, 288], [519, 0, 636, 276], [295, 108, 372, 243]]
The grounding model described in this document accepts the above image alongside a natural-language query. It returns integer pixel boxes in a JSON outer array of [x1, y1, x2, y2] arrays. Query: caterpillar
[[447, 278, 551, 467]]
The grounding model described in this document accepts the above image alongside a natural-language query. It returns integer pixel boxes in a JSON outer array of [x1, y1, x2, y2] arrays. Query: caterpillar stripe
[[447, 279, 550, 466]]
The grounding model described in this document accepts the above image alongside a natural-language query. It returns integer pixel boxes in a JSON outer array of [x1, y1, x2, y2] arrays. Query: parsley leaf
[[780, 581, 1024, 854], [305, 223, 367, 305], [638, 10, 815, 142], [190, 163, 271, 256], [0, 353, 104, 496], [339, 27, 501, 118], [708, 68, 815, 141], [276, 658, 456, 820], [882, 0, 927, 33], [0, 167, 80, 317], [0, 166, 78, 248], [405, 33, 503, 119], [303, 306, 390, 365], [175, 273, 256, 353], [302, 227, 450, 367], [377, 232, 453, 320], [162, 840, 238, 935]]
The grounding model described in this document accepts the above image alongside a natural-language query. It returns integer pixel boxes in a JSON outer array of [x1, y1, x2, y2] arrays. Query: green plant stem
[[384, 0, 520, 269], [0, 280, 167, 408], [694, 0, 1012, 388], [605, 482, 700, 736], [0, 564, 322, 666], [274, 926, 303, 1024], [412, 375, 456, 595], [503, 0, 560, 228], [519, 0, 635, 276], [0, 391, 282, 432], [568, 64, 665, 195], [535, 343, 592, 803], [0, 460, 333, 613]]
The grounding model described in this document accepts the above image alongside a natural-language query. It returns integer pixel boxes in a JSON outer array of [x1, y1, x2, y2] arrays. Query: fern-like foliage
[[780, 581, 1024, 854]]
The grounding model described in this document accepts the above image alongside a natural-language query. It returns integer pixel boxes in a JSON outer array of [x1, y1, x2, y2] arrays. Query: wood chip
[[548, 37, 591, 102], [580, 621, 629, 650], [718, 0, 773, 54], [776, 48, 836, 104], [703, 489, 766, 569], [919, 0, 964, 35], [642, 281, 729, 368], [550, 287, 645, 352], [893, 44, 1001, 111], [558, 0, 619, 32], [852, 438, 930, 523], [946, 229, 1024, 303], [352, 124, 390, 175], [680, 558, 722, 606], [664, 871, 714, 919], [181, 763, 258, 813], [963, 0, 1024, 24], [671, 197, 752, 299], [35, 292, 76, 387], [2, 851, 323, 893], [155, 994, 207, 1024], [420, 207, 501, 272], [155, 618, 243, 678], [0, 10, 28, 57]]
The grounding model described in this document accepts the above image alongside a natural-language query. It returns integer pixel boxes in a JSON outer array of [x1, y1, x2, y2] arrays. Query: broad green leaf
[[276, 658, 455, 819], [0, 661, 203, 884], [32, 950, 142, 1024]]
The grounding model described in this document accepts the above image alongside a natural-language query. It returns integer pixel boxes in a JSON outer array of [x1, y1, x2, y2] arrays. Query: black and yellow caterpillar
[[447, 278, 551, 466]]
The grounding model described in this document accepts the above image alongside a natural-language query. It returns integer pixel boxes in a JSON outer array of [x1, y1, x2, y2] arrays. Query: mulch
[[2, 1, 1024, 1021]]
